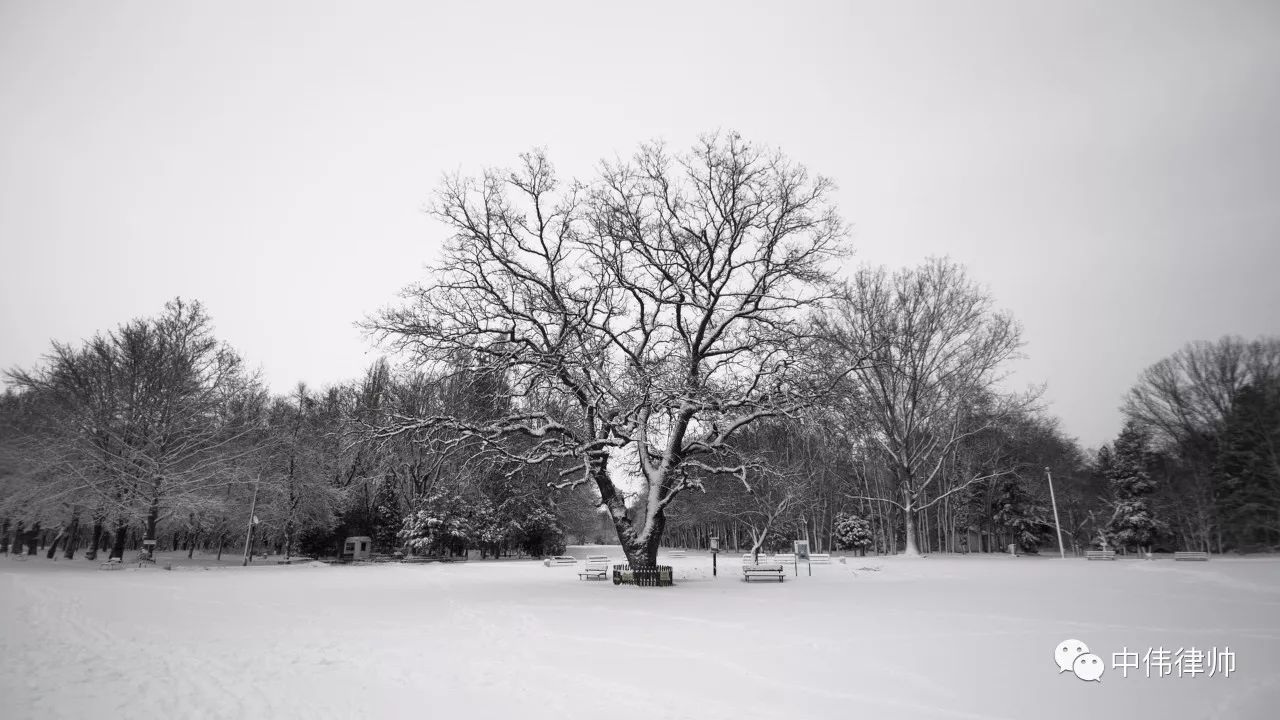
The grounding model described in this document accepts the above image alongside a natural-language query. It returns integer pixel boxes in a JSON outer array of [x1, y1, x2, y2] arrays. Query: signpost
[[710, 535, 719, 577], [794, 539, 809, 576]]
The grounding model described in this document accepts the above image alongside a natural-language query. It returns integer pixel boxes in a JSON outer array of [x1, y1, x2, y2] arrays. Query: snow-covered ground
[[2, 549, 1278, 720]]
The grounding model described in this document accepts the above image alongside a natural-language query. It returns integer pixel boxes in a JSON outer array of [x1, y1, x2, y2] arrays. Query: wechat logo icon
[[1055, 639, 1104, 682]]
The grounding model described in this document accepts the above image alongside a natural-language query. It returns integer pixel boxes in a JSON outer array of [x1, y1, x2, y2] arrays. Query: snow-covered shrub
[[399, 491, 484, 556], [833, 513, 874, 554]]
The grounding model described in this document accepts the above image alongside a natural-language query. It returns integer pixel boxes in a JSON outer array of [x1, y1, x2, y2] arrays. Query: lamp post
[[710, 535, 719, 577], [1045, 466, 1066, 559], [242, 475, 260, 567]]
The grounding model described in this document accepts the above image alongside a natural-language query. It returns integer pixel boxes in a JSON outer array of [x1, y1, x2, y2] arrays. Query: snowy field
[[2, 549, 1278, 720]]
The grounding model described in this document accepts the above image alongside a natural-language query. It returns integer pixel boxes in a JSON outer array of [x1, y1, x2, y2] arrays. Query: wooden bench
[[667, 549, 687, 558], [1174, 551, 1210, 561], [773, 553, 796, 565], [99, 557, 124, 571], [743, 564, 785, 582], [809, 554, 831, 564], [544, 556, 578, 566], [578, 560, 610, 580], [1085, 550, 1116, 561]]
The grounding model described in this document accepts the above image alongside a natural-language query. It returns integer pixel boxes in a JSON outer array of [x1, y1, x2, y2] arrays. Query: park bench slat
[[1174, 551, 1210, 561], [743, 564, 785, 582]]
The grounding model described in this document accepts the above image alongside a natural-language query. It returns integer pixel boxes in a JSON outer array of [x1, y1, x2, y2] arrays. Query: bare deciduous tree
[[1124, 336, 1280, 444], [6, 299, 261, 561], [368, 133, 851, 567], [1122, 335, 1280, 552], [827, 258, 1032, 556]]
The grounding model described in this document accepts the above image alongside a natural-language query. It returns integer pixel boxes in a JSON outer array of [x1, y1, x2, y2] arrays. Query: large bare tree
[[368, 133, 850, 567], [828, 258, 1031, 556], [1122, 335, 1280, 551], [1124, 336, 1280, 444], [6, 299, 260, 561]]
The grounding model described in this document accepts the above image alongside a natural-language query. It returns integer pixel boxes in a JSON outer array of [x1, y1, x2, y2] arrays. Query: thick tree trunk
[[0, 518, 8, 554], [45, 526, 65, 559], [109, 523, 128, 561], [63, 512, 81, 560], [11, 521, 24, 554], [902, 498, 921, 557], [594, 456, 661, 568], [26, 523, 41, 556], [86, 519, 104, 561]]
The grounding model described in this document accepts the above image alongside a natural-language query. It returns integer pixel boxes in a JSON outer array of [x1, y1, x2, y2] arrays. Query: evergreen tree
[[990, 476, 1050, 553], [832, 513, 874, 555], [1102, 422, 1163, 553], [399, 491, 483, 556], [372, 478, 403, 553], [507, 504, 566, 557], [1213, 382, 1280, 550]]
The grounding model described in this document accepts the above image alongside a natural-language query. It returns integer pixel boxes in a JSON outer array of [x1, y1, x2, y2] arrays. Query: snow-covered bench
[[99, 557, 124, 571], [667, 549, 687, 558], [578, 559, 610, 580], [544, 556, 578, 566], [743, 564, 785, 582], [773, 553, 796, 565], [1174, 551, 1209, 561], [809, 554, 831, 564], [1085, 550, 1116, 561]]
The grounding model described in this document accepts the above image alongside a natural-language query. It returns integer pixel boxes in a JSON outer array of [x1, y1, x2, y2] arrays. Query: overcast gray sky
[[2, 0, 1277, 448]]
